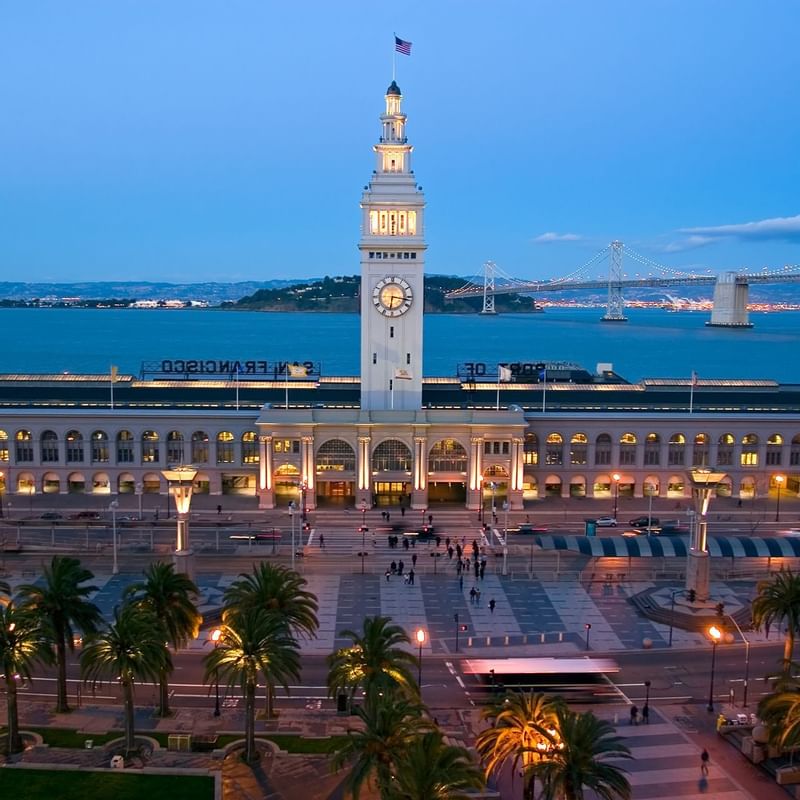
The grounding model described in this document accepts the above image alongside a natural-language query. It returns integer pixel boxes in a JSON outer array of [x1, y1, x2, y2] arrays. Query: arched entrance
[[543, 474, 562, 497], [274, 464, 301, 504], [569, 475, 586, 498], [427, 439, 467, 504], [42, 471, 61, 494], [91, 472, 111, 494], [67, 472, 86, 494], [371, 439, 412, 506], [739, 476, 757, 499], [316, 438, 356, 506]]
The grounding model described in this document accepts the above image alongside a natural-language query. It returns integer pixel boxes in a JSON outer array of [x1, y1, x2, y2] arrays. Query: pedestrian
[[475, 587, 481, 604], [445, 537, 451, 548], [390, 560, 397, 574], [387, 512, 391, 523], [459, 573, 464, 590], [474, 560, 479, 578], [412, 553, 417, 567], [398, 559, 404, 576], [217, 504, 222, 515], [479, 561, 486, 580], [630, 705, 639, 725], [408, 568, 415, 585], [469, 587, 477, 604], [489, 598, 496, 614], [403, 537, 409, 550], [436, 535, 441, 548], [447, 545, 454, 560], [428, 514, 433, 525], [642, 703, 649, 724], [456, 559, 462, 576], [385, 569, 391, 581], [319, 533, 325, 548], [456, 544, 462, 559], [700, 749, 709, 776], [400, 506, 405, 517]]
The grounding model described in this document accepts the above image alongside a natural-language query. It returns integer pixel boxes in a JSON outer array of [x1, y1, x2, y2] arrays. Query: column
[[411, 436, 427, 509], [301, 435, 316, 510], [467, 437, 483, 510], [258, 436, 274, 509], [509, 437, 524, 509], [356, 436, 371, 506]]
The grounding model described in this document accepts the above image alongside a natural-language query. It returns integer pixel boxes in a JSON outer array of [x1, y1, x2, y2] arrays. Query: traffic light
[[716, 602, 726, 618], [687, 589, 696, 603]]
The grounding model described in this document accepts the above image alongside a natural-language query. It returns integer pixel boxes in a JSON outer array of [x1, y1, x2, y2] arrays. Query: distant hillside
[[229, 274, 541, 313]]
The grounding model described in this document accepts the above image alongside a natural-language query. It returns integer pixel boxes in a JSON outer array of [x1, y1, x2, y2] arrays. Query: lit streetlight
[[584, 623, 592, 650], [109, 499, 119, 575], [775, 474, 785, 523], [707, 625, 722, 712], [288, 501, 296, 570], [415, 627, 426, 687], [161, 465, 198, 580], [0, 469, 5, 518], [612, 473, 621, 519], [211, 628, 222, 717]]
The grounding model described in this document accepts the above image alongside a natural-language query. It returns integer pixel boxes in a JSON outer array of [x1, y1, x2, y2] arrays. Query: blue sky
[[2, 1, 799, 283]]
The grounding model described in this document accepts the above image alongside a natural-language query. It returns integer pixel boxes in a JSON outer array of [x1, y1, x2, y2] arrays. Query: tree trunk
[[56, 635, 70, 714], [245, 679, 257, 763], [264, 679, 275, 718], [158, 667, 170, 717], [784, 630, 794, 671], [123, 678, 136, 756], [5, 672, 22, 754]]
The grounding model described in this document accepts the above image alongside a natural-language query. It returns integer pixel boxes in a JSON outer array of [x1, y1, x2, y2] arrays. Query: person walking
[[398, 559, 404, 576], [642, 703, 649, 724], [400, 506, 405, 517], [390, 560, 397, 574], [459, 573, 464, 590], [408, 568, 415, 585], [428, 514, 433, 525], [630, 705, 639, 725], [411, 552, 417, 567], [700, 749, 709, 776], [474, 560, 479, 578], [319, 533, 325, 549], [447, 545, 454, 560], [489, 598, 496, 614], [217, 504, 222, 515], [475, 587, 481, 604], [469, 586, 477, 604]]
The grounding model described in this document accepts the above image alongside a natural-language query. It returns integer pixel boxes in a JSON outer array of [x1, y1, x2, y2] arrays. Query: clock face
[[373, 276, 413, 317]]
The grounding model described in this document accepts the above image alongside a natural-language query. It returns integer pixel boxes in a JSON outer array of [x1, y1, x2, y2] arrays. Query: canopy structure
[[533, 534, 800, 559]]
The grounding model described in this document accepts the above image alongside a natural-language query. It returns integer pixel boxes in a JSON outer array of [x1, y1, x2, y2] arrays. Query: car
[[68, 511, 101, 520], [40, 511, 63, 520], [622, 528, 645, 537], [629, 516, 659, 527], [594, 517, 617, 527], [780, 529, 800, 536], [512, 523, 548, 534]]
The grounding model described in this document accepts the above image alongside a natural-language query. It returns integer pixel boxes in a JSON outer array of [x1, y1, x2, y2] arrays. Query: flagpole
[[391, 379, 394, 410], [285, 362, 289, 409], [542, 370, 547, 414], [235, 370, 240, 411], [110, 365, 114, 410], [392, 32, 396, 81], [689, 373, 695, 414]]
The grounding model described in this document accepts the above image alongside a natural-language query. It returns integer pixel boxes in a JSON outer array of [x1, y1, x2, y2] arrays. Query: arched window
[[668, 433, 685, 466], [15, 429, 33, 462], [91, 430, 109, 463], [371, 439, 412, 472], [217, 431, 235, 464], [595, 433, 611, 466], [242, 432, 259, 464], [65, 430, 84, 463], [317, 439, 356, 472], [275, 464, 300, 476], [428, 439, 467, 472], [545, 433, 563, 466], [191, 431, 209, 464], [117, 430, 134, 463], [644, 433, 660, 466], [166, 431, 184, 464], [41, 430, 59, 463], [0, 429, 8, 463], [692, 433, 710, 467], [142, 431, 159, 463], [523, 432, 538, 466], [767, 434, 783, 466], [619, 432, 637, 465], [741, 433, 759, 467], [717, 433, 734, 466], [570, 433, 588, 466]]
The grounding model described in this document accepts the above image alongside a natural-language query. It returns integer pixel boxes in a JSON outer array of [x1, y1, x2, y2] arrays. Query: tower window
[[411, 253, 416, 259], [390, 326, 394, 338], [372, 353, 377, 364], [406, 353, 411, 364]]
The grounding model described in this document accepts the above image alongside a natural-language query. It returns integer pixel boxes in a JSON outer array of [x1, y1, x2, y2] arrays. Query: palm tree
[[80, 604, 171, 755], [327, 616, 419, 709], [331, 695, 430, 799], [529, 707, 631, 800], [224, 562, 319, 639], [204, 606, 300, 763], [0, 601, 53, 754], [387, 729, 485, 800], [476, 690, 563, 800], [752, 570, 800, 674], [757, 663, 800, 749], [18, 555, 102, 713], [125, 561, 202, 716]]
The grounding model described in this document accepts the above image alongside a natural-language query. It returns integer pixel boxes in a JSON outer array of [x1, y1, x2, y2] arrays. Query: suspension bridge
[[444, 241, 800, 327]]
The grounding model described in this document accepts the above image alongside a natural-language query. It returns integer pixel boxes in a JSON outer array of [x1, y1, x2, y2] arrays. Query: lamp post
[[645, 481, 654, 531], [288, 501, 296, 571], [109, 499, 119, 575], [775, 474, 785, 523], [612, 473, 621, 519], [584, 622, 591, 650], [644, 679, 651, 706], [415, 628, 426, 687], [135, 481, 143, 521], [300, 479, 308, 523], [454, 613, 460, 653], [727, 614, 752, 707], [211, 628, 222, 717], [0, 470, 4, 518], [502, 500, 509, 576], [707, 625, 722, 712], [161, 465, 198, 580], [490, 482, 497, 522], [668, 588, 685, 647], [688, 468, 727, 602]]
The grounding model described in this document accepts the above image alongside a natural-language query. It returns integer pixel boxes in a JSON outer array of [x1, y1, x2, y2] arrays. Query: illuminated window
[[0, 429, 8, 463], [766, 434, 783, 466], [523, 433, 538, 466], [644, 433, 660, 466], [668, 433, 685, 466], [619, 432, 637, 465], [692, 433, 710, 467], [117, 431, 134, 463], [15, 430, 33, 462], [166, 431, 184, 464], [317, 439, 356, 472], [741, 433, 758, 467], [91, 431, 109, 463], [717, 433, 734, 466], [428, 439, 467, 472], [217, 431, 235, 464], [274, 439, 300, 454], [66, 430, 84, 463], [740, 451, 758, 467], [242, 432, 259, 464], [142, 430, 160, 463], [41, 430, 59, 463], [372, 439, 412, 472], [545, 433, 563, 466], [570, 433, 588, 465]]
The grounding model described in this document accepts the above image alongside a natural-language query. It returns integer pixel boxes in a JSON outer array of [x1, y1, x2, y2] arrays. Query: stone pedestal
[[687, 548, 710, 601], [173, 549, 195, 581]]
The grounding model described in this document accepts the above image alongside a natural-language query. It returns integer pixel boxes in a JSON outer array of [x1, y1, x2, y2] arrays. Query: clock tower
[[359, 80, 426, 411]]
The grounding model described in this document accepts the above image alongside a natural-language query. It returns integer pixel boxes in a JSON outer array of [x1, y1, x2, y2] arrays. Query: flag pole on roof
[[393, 33, 412, 81]]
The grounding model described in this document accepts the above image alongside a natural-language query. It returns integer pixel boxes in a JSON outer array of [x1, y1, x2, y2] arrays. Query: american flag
[[395, 36, 412, 56]]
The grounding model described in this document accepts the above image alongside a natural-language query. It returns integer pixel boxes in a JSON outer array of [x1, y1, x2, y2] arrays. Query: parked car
[[68, 511, 101, 520], [629, 516, 659, 527], [594, 517, 617, 527], [40, 511, 63, 520]]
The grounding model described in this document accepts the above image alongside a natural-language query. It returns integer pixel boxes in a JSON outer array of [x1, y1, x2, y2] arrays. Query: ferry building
[[1, 81, 799, 512]]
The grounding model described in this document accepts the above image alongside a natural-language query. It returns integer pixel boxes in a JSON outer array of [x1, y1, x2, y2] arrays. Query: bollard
[[540, 633, 545, 644], [558, 632, 563, 642]]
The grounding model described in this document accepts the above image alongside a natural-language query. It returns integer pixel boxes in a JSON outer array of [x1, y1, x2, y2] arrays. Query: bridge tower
[[481, 260, 496, 314], [706, 272, 752, 328], [601, 240, 628, 323]]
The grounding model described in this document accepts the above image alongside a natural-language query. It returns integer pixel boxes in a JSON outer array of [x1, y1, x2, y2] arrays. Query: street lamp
[[584, 622, 591, 650], [300, 479, 308, 523], [502, 500, 509, 576], [109, 499, 119, 575], [668, 588, 685, 647], [688, 468, 727, 603], [161, 465, 198, 579], [644, 679, 651, 706], [288, 501, 296, 570], [135, 481, 143, 521], [415, 627, 426, 687], [211, 628, 222, 717], [490, 482, 497, 522], [645, 481, 655, 532], [727, 613, 752, 708], [775, 474, 785, 523], [612, 473, 621, 519], [0, 470, 4, 518], [707, 625, 722, 712]]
